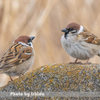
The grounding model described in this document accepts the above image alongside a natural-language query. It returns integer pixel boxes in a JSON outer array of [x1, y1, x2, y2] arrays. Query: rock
[[0, 63, 100, 99]]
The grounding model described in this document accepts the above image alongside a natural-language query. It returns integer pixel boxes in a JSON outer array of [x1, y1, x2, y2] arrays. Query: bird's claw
[[69, 61, 82, 64]]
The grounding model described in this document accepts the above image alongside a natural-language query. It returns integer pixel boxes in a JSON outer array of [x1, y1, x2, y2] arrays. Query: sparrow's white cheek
[[28, 42, 33, 48], [18, 42, 33, 48], [78, 25, 83, 34]]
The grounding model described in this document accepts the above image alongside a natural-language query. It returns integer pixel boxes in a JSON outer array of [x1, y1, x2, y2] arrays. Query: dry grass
[[0, 0, 100, 86]]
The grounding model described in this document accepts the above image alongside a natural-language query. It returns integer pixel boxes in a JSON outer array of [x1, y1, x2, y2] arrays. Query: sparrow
[[0, 35, 35, 81], [61, 22, 100, 64]]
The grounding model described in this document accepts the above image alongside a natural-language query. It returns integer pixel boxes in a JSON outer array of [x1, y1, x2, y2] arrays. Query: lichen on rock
[[0, 63, 100, 99]]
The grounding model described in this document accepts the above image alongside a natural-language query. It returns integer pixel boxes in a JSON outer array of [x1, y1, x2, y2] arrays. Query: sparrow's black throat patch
[[64, 32, 69, 38]]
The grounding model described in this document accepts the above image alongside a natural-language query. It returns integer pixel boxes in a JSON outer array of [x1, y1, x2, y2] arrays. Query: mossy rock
[[0, 63, 100, 100]]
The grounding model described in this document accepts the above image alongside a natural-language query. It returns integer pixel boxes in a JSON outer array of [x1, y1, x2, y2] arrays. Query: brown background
[[0, 0, 100, 87]]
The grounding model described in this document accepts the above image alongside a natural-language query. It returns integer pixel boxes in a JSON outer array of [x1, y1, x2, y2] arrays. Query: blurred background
[[0, 0, 100, 87]]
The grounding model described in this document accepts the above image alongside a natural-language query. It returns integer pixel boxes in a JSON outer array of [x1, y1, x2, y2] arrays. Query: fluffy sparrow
[[0, 35, 35, 81], [61, 22, 100, 64]]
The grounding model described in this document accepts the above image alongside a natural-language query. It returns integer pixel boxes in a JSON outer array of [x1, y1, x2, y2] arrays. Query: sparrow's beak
[[61, 28, 68, 33], [31, 37, 35, 41]]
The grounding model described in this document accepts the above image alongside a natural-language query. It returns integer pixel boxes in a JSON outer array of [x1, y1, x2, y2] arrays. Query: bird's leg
[[84, 59, 91, 64], [75, 59, 78, 63], [9, 76, 13, 81], [74, 59, 82, 64], [69, 59, 78, 64], [69, 59, 82, 64]]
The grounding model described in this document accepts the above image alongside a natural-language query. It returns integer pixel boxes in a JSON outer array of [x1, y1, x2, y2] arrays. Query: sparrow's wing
[[80, 28, 100, 45], [0, 43, 33, 70]]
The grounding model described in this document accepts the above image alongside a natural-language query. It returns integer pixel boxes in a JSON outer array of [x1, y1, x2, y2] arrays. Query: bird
[[61, 22, 100, 64], [0, 35, 35, 81]]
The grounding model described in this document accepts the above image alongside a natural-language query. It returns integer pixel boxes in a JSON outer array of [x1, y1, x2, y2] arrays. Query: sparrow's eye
[[69, 28, 73, 31], [71, 30, 77, 33], [68, 28, 77, 33], [28, 39, 32, 42]]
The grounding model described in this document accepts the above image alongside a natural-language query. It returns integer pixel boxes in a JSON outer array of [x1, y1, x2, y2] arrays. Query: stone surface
[[0, 63, 100, 99]]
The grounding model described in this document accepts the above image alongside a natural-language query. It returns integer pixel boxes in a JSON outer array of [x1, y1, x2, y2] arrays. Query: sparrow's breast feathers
[[0, 43, 33, 69]]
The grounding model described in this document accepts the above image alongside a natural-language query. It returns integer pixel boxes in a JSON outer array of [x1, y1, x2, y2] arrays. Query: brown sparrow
[[0, 35, 35, 81], [61, 22, 100, 64]]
